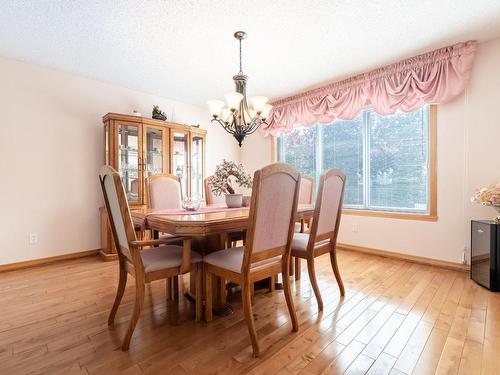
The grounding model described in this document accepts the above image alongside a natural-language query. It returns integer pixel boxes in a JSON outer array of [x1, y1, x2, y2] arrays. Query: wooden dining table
[[131, 204, 315, 319], [131, 204, 315, 253]]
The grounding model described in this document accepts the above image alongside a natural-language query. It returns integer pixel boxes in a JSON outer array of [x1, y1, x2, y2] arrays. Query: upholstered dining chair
[[298, 175, 314, 232], [205, 175, 247, 304], [99, 166, 202, 350], [204, 175, 226, 205], [145, 173, 183, 209], [291, 169, 346, 311], [204, 163, 301, 357], [293, 175, 314, 278], [145, 173, 185, 299], [205, 175, 246, 250]]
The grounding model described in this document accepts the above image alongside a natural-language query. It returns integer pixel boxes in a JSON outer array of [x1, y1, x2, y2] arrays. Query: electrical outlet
[[29, 233, 38, 245], [351, 224, 358, 233]]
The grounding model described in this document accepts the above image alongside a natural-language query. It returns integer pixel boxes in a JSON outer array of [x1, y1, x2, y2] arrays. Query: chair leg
[[268, 275, 275, 292], [195, 264, 203, 322], [108, 265, 127, 326], [242, 280, 260, 357], [307, 257, 323, 311], [300, 219, 305, 233], [219, 277, 226, 305], [205, 271, 213, 322], [166, 277, 172, 301], [295, 257, 301, 281], [330, 248, 345, 296], [282, 259, 299, 332], [121, 278, 145, 351], [250, 282, 255, 304], [173, 276, 179, 301]]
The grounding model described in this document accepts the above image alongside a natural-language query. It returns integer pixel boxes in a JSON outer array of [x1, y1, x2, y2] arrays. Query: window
[[277, 105, 436, 219]]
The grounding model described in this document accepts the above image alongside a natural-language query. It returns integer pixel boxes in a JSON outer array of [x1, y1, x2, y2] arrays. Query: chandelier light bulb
[[221, 107, 232, 123], [260, 104, 273, 119], [250, 96, 269, 113], [224, 92, 244, 111], [207, 100, 225, 117]]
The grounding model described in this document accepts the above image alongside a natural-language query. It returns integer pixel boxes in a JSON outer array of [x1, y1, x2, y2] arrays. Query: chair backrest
[[298, 176, 314, 204], [145, 173, 182, 209], [309, 169, 346, 247], [243, 163, 301, 272], [204, 175, 226, 205], [99, 166, 137, 263]]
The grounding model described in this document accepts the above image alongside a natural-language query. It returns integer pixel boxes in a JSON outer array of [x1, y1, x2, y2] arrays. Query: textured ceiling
[[1, 1, 500, 107]]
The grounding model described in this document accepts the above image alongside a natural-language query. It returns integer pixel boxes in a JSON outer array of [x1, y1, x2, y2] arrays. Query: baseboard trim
[[0, 249, 100, 273], [99, 250, 119, 262], [337, 243, 469, 272]]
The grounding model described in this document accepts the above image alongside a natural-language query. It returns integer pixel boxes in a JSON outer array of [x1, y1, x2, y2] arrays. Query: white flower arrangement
[[471, 183, 500, 207], [211, 160, 253, 196], [471, 182, 500, 222]]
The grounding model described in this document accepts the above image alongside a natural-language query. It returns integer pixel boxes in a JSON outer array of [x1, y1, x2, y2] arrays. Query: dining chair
[[205, 175, 246, 249], [298, 175, 314, 232], [99, 166, 203, 350], [293, 175, 314, 278], [204, 175, 226, 205], [145, 173, 183, 209], [145, 173, 185, 299], [204, 163, 301, 357], [291, 169, 346, 311], [205, 175, 247, 304]]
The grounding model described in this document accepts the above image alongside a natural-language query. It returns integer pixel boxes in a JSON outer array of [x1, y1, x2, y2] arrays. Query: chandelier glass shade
[[207, 31, 272, 146]]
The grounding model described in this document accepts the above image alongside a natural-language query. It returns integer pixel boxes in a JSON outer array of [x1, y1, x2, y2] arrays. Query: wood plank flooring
[[0, 250, 498, 374]]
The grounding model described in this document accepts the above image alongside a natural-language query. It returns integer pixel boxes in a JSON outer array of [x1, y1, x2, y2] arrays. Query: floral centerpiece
[[471, 182, 500, 223], [212, 160, 253, 207]]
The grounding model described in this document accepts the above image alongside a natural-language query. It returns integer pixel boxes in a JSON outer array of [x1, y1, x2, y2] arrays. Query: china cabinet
[[100, 113, 206, 260]]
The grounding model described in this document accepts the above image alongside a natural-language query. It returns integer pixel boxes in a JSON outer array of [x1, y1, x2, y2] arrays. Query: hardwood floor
[[0, 250, 498, 374]]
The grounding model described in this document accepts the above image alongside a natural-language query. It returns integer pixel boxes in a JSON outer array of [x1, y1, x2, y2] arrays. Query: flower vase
[[242, 195, 251, 207], [494, 206, 500, 223], [225, 194, 243, 208]]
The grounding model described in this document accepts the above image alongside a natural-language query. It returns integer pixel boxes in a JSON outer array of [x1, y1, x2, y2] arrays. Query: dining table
[[130, 203, 315, 319], [131, 203, 314, 251]]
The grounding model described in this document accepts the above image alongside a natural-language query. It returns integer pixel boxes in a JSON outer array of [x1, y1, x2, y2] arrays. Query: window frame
[[271, 105, 437, 221]]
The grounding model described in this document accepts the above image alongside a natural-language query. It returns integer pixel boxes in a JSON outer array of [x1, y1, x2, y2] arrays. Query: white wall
[[0, 57, 239, 265], [241, 37, 500, 264]]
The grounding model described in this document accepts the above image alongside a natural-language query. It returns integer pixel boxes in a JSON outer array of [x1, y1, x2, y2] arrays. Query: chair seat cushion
[[204, 246, 281, 274], [291, 233, 331, 256], [141, 245, 202, 273]]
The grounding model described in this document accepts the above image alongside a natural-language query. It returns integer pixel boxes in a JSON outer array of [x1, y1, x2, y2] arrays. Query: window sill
[[342, 209, 438, 221]]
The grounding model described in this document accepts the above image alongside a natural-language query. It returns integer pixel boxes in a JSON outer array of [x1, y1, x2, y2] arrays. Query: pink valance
[[264, 40, 477, 136]]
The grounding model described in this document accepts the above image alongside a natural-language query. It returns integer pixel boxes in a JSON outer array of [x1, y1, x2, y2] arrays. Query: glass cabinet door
[[144, 126, 167, 177], [171, 131, 189, 196], [191, 133, 205, 200], [117, 123, 141, 203]]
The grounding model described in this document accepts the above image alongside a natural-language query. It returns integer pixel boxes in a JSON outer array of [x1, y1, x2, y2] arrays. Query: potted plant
[[211, 160, 253, 208]]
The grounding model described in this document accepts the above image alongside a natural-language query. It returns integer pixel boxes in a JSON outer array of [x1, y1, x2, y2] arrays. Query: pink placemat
[[139, 204, 249, 230]]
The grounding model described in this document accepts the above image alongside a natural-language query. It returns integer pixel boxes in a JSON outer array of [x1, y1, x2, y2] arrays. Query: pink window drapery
[[264, 40, 477, 136]]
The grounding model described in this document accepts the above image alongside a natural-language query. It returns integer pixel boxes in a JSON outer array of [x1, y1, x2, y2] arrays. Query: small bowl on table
[[182, 197, 201, 211]]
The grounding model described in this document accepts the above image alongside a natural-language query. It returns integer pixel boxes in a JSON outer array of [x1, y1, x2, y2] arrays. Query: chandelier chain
[[239, 37, 243, 74]]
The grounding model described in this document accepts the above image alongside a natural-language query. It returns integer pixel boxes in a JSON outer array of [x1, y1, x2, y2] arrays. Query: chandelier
[[207, 31, 272, 147]]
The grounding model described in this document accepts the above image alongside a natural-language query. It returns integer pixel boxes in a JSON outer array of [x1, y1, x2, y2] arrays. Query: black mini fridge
[[471, 220, 500, 291]]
